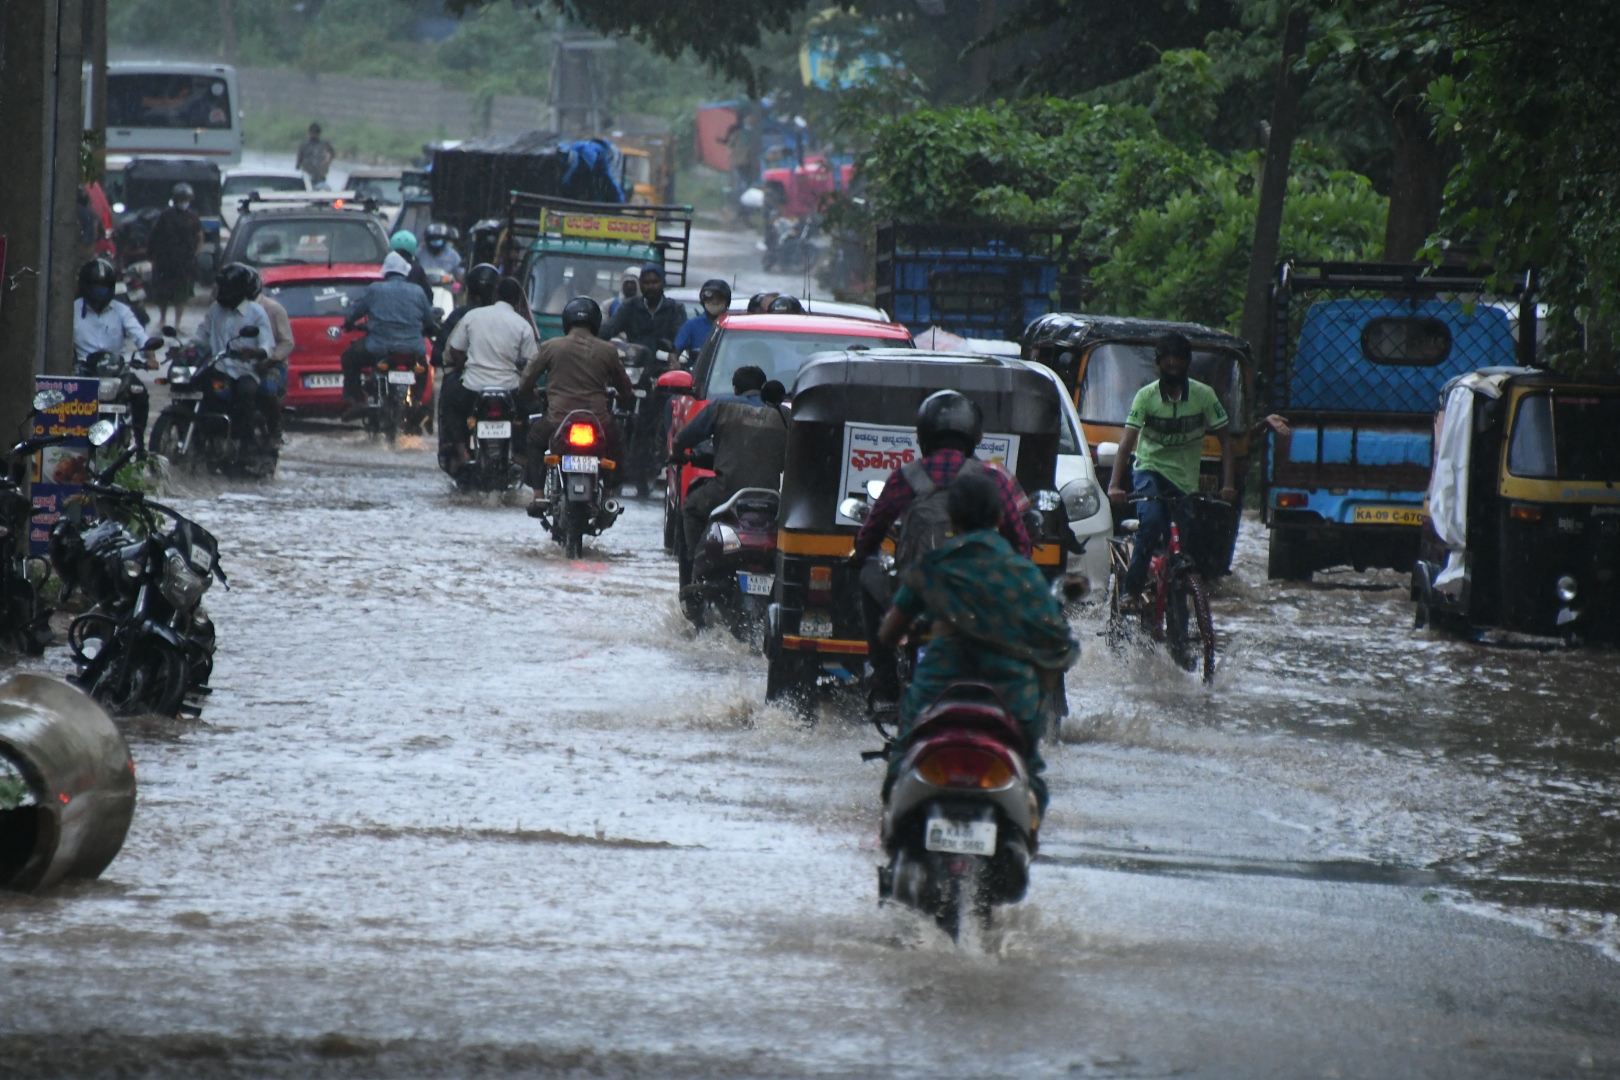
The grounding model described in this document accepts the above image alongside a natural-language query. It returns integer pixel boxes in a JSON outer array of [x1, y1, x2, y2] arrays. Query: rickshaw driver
[[851, 389, 1034, 703]]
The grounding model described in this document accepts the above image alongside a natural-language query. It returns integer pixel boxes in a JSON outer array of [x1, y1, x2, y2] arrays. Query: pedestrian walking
[[146, 182, 204, 331], [296, 122, 337, 189]]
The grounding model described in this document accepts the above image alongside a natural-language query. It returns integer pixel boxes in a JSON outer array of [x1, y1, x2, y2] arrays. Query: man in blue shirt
[[673, 279, 732, 360], [340, 252, 439, 415]]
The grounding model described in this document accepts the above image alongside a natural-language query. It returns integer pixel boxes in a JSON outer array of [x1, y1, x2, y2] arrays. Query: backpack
[[895, 457, 984, 573]]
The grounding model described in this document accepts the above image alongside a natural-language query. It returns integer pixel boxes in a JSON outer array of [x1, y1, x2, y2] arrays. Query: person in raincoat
[[879, 469, 1080, 813]]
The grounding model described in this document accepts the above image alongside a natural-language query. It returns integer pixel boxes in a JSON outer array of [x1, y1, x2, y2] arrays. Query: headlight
[[712, 523, 741, 553], [169, 366, 193, 383], [1060, 477, 1102, 521], [98, 378, 121, 401], [1556, 575, 1578, 603], [160, 550, 208, 612]]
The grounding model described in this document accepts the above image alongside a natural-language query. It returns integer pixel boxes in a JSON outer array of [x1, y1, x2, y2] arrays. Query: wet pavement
[[3, 425, 1619, 1077]]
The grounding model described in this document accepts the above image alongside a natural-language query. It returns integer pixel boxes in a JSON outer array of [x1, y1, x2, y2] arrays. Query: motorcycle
[[763, 213, 820, 275], [532, 408, 624, 558], [52, 423, 225, 717], [148, 326, 279, 478], [0, 429, 69, 655], [81, 342, 162, 465], [446, 386, 526, 493], [679, 483, 779, 639], [613, 340, 669, 499], [873, 681, 1040, 941], [327, 325, 431, 443]]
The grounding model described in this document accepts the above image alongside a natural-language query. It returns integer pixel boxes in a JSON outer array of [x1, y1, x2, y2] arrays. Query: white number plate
[[476, 420, 511, 439], [99, 403, 129, 414], [800, 612, 834, 638], [925, 817, 997, 856], [387, 370, 416, 385], [561, 455, 600, 472], [738, 572, 774, 596], [171, 391, 204, 400], [304, 373, 343, 389]]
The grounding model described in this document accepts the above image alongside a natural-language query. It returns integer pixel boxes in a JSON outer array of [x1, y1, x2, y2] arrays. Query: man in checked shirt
[[849, 390, 1033, 704]]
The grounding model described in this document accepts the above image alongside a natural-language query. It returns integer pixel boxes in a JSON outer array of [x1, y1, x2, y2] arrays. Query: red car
[[657, 312, 913, 551], [260, 264, 435, 416]]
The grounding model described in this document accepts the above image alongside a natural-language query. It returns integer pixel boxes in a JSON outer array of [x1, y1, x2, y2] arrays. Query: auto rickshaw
[[1412, 367, 1620, 641], [1021, 313, 1253, 573], [764, 350, 1074, 700]]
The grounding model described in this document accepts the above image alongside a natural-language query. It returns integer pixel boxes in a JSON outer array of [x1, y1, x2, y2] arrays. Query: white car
[[221, 169, 308, 232]]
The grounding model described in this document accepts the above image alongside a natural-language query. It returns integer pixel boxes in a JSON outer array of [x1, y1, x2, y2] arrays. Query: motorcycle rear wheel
[[90, 637, 187, 717], [563, 501, 589, 559]]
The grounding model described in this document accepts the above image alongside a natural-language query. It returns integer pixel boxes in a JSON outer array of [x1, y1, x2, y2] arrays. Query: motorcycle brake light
[[567, 422, 596, 447], [916, 745, 1013, 789]]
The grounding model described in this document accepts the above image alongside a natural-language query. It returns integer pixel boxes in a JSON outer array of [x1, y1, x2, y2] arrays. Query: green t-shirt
[[1124, 378, 1229, 493]]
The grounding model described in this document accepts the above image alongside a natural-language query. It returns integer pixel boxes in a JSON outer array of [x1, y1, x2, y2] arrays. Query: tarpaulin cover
[[1427, 369, 1525, 592]]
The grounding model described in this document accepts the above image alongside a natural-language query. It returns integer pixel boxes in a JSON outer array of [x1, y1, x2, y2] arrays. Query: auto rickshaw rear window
[[1078, 343, 1240, 425], [1508, 391, 1620, 481], [1360, 317, 1452, 366]]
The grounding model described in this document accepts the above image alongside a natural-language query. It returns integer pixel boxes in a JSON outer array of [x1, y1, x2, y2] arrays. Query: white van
[[103, 62, 242, 165]]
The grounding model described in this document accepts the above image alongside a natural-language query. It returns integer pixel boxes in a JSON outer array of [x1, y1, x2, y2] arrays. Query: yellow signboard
[[558, 214, 657, 243], [1351, 505, 1429, 527]]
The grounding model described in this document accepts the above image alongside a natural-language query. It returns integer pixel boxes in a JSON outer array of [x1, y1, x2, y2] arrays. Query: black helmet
[[916, 389, 983, 455], [172, 182, 194, 204], [425, 222, 452, 249], [244, 266, 263, 300], [465, 263, 500, 306], [767, 295, 805, 314], [560, 295, 603, 335], [216, 262, 256, 309], [78, 258, 117, 298], [699, 278, 732, 305]]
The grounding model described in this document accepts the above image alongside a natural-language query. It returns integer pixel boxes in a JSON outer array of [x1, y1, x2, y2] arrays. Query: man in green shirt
[[1106, 332, 1234, 605]]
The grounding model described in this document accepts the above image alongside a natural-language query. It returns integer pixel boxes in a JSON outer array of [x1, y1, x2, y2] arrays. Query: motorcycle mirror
[[866, 479, 886, 501], [142, 337, 164, 351], [88, 419, 118, 447], [161, 326, 179, 337], [656, 370, 695, 395], [1094, 441, 1118, 469], [839, 497, 871, 523], [33, 389, 66, 412]]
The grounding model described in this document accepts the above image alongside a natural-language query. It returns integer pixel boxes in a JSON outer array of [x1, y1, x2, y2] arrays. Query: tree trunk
[[1238, 4, 1309, 356], [1383, 99, 1448, 262]]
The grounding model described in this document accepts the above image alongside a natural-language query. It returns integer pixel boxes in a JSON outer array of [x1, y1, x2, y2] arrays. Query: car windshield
[[1079, 342, 1242, 425], [527, 255, 638, 315], [107, 73, 232, 129], [238, 218, 386, 267], [223, 175, 305, 197], [262, 280, 372, 318], [349, 177, 403, 204], [708, 330, 910, 394], [1508, 392, 1620, 482]]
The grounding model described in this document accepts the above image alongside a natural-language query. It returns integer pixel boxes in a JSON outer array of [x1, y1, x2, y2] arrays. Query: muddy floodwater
[[3, 429, 1618, 1078]]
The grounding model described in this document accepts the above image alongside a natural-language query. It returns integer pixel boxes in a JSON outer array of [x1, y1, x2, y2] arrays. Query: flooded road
[[3, 430, 1618, 1078]]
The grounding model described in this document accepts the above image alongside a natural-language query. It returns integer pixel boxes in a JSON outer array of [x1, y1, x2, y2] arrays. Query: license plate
[[99, 403, 128, 414], [171, 391, 203, 401], [476, 421, 511, 439], [1352, 505, 1428, 527], [800, 612, 834, 638], [303, 373, 343, 389], [739, 572, 774, 596], [387, 370, 415, 385], [925, 817, 997, 856], [561, 455, 599, 472]]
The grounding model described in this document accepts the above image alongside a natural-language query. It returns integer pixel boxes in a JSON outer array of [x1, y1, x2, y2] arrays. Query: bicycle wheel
[[1165, 573, 1216, 683]]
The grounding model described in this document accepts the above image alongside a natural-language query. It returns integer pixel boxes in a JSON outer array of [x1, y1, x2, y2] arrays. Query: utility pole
[[0, 0, 88, 445], [1238, 5, 1310, 355]]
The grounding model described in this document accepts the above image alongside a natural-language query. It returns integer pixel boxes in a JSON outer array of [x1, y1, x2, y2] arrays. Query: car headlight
[[160, 550, 208, 612], [1556, 575, 1578, 603], [1060, 477, 1102, 521], [712, 523, 741, 553]]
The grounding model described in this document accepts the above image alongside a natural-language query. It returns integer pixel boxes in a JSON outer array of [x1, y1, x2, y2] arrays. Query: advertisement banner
[[835, 422, 1020, 526], [29, 376, 100, 555]]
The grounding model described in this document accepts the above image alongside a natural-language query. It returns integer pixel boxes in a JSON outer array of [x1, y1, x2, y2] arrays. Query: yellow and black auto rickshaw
[[1021, 314, 1254, 573], [1413, 367, 1620, 641], [764, 350, 1074, 700]]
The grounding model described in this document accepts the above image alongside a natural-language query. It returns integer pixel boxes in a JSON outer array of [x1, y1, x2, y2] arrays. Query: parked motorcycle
[[679, 484, 779, 638], [1, 429, 69, 655], [873, 681, 1040, 941], [52, 423, 225, 717], [81, 342, 161, 465], [148, 326, 279, 478], [532, 409, 623, 558]]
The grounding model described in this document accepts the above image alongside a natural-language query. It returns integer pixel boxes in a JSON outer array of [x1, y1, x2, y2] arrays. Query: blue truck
[[1262, 262, 1534, 580]]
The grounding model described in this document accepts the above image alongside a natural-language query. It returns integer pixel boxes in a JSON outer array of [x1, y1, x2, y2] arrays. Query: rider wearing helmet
[[244, 267, 295, 445], [442, 276, 542, 469], [850, 389, 1035, 703], [766, 294, 805, 315], [191, 263, 277, 457], [147, 181, 204, 330], [339, 251, 439, 417], [417, 222, 463, 278], [517, 295, 635, 507], [672, 278, 732, 358], [73, 258, 161, 453], [389, 229, 434, 305], [431, 262, 499, 470]]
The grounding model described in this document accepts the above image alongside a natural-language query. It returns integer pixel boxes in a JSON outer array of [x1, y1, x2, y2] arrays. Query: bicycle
[[1105, 491, 1219, 684]]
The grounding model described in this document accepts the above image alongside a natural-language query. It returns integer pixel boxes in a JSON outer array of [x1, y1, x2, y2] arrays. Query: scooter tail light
[[567, 422, 596, 447], [916, 745, 1014, 789]]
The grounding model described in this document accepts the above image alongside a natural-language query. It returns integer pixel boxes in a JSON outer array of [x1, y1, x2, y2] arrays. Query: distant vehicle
[[220, 170, 309, 232], [345, 168, 405, 230], [100, 62, 242, 165], [220, 195, 391, 270], [665, 288, 888, 323]]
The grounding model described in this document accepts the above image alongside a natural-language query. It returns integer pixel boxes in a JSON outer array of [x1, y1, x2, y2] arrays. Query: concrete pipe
[[0, 674, 137, 892]]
